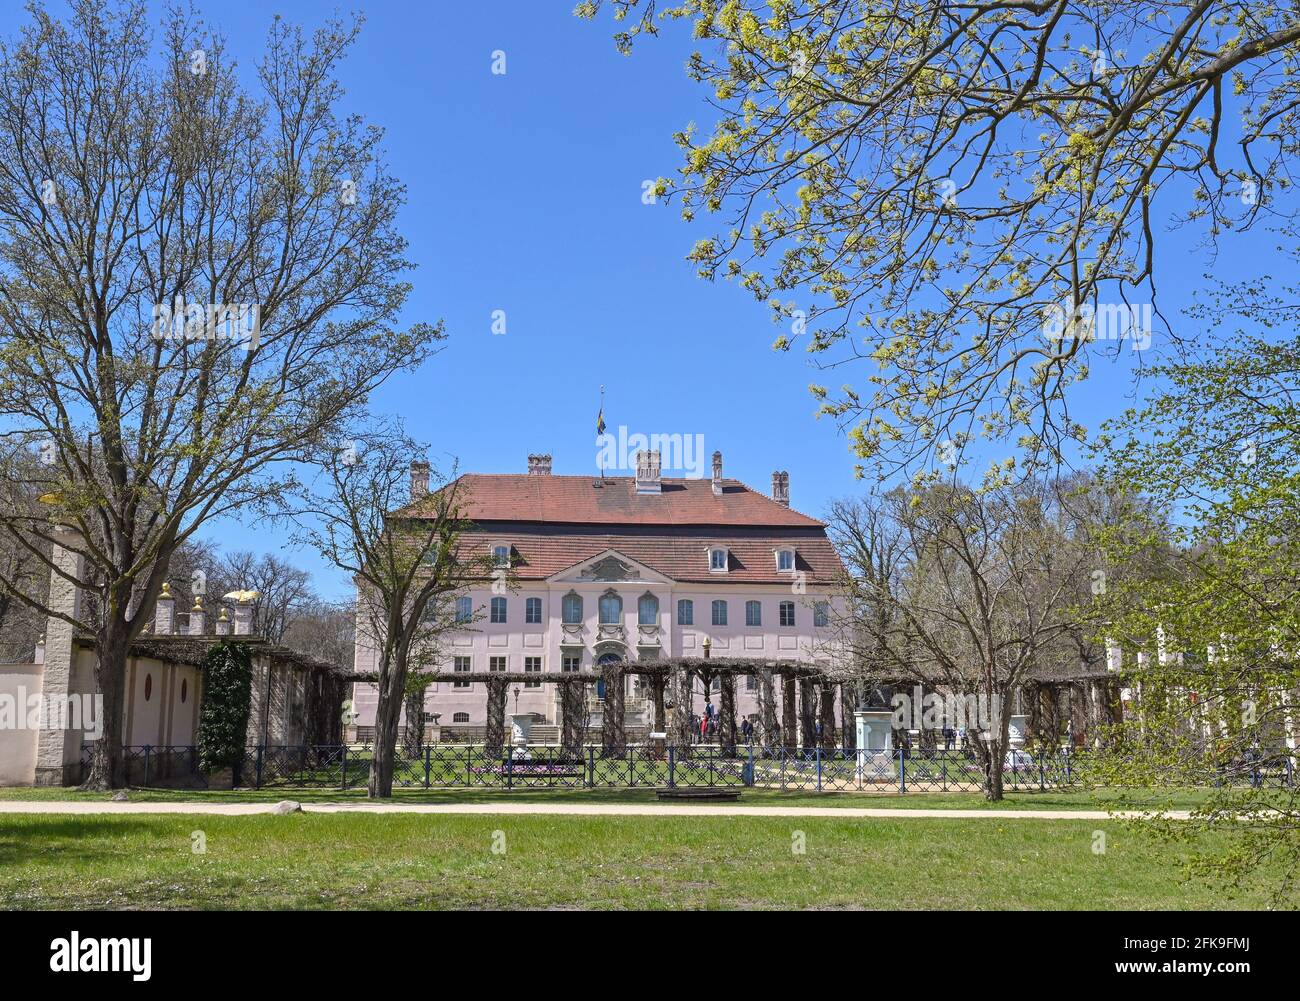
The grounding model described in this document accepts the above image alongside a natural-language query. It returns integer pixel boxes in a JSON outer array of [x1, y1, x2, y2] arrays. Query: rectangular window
[[490, 596, 507, 623], [489, 656, 507, 673], [745, 674, 758, 692], [525, 596, 542, 624], [745, 600, 762, 627], [779, 601, 795, 627], [777, 549, 794, 571], [524, 656, 542, 688], [453, 656, 471, 689], [813, 601, 829, 627], [677, 599, 693, 625], [710, 548, 727, 571], [562, 656, 581, 673], [455, 596, 472, 624], [492, 545, 510, 567], [712, 600, 727, 626]]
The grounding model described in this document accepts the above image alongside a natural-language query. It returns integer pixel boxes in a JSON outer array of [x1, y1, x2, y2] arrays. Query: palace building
[[351, 450, 846, 743]]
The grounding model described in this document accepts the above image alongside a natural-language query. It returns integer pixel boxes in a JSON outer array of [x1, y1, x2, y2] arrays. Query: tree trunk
[[669, 668, 693, 754], [799, 678, 816, 750], [369, 659, 403, 798], [719, 674, 737, 756], [840, 683, 857, 750], [781, 674, 797, 753], [484, 677, 508, 759], [370, 635, 416, 798], [600, 662, 625, 753], [81, 624, 130, 790], [759, 670, 777, 747], [983, 683, 1014, 802], [651, 675, 666, 735], [402, 686, 425, 756], [560, 679, 585, 754], [819, 682, 836, 751]]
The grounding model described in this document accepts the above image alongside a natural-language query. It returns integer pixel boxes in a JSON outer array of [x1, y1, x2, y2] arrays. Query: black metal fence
[[80, 742, 1300, 792], [78, 743, 1099, 792]]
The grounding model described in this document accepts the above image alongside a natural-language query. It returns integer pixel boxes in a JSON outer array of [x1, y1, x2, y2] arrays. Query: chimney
[[188, 595, 207, 636], [711, 450, 723, 497], [527, 453, 552, 475], [215, 608, 231, 637], [409, 460, 430, 501], [155, 581, 175, 636], [772, 470, 790, 507], [635, 450, 662, 494]]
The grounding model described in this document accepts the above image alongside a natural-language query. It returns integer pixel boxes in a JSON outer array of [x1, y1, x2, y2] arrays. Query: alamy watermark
[[151, 295, 261, 350], [596, 425, 707, 479], [1042, 299, 1151, 351], [0, 688, 103, 740], [890, 685, 1002, 734]]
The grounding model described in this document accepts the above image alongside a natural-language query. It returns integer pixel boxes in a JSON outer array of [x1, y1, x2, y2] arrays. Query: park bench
[[656, 788, 742, 802]]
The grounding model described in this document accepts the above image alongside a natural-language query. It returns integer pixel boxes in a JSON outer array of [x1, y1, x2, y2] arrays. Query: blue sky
[[0, 2, 1279, 599]]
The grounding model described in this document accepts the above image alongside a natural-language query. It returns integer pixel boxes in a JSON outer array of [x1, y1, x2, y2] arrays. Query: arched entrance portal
[[595, 651, 624, 700]]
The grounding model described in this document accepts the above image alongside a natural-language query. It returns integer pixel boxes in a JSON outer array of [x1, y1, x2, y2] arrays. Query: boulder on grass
[[272, 800, 302, 815]]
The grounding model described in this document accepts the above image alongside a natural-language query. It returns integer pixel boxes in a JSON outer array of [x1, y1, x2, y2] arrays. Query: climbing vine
[[197, 642, 253, 773]]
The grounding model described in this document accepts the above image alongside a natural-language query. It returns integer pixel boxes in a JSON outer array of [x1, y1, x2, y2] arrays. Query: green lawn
[[0, 784, 1220, 810], [0, 810, 1281, 909]]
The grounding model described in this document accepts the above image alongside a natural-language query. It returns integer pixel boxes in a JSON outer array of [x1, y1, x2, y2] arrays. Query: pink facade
[[352, 455, 845, 736]]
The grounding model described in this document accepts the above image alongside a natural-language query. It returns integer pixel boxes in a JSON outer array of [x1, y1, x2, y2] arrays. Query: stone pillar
[[781, 674, 797, 752], [560, 679, 585, 754], [819, 682, 836, 750], [484, 677, 508, 758], [245, 656, 269, 748], [154, 582, 175, 635], [215, 608, 231, 636], [719, 674, 737, 756], [232, 600, 254, 636], [35, 525, 85, 786], [760, 669, 777, 747], [799, 678, 816, 750], [188, 596, 206, 636], [601, 661, 625, 753]]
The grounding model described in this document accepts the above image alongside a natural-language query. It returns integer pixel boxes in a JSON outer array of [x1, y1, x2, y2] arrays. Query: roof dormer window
[[491, 543, 510, 568], [775, 548, 795, 572], [708, 546, 728, 572]]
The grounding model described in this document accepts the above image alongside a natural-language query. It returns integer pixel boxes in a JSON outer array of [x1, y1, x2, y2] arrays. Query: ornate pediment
[[549, 549, 673, 585], [577, 556, 639, 582]]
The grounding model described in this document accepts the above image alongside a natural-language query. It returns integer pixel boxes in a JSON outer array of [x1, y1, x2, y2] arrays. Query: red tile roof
[[398, 474, 843, 584], [405, 473, 825, 528]]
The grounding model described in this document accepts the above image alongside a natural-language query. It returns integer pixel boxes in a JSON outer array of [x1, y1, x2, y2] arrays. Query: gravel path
[[0, 801, 1188, 820]]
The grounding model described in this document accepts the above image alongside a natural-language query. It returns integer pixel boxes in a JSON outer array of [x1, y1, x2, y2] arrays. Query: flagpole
[[597, 384, 605, 483]]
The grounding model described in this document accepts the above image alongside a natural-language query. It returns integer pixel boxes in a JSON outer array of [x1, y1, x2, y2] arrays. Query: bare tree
[[295, 427, 495, 798], [0, 2, 440, 787], [281, 598, 355, 670], [214, 551, 313, 643], [833, 480, 1094, 799]]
